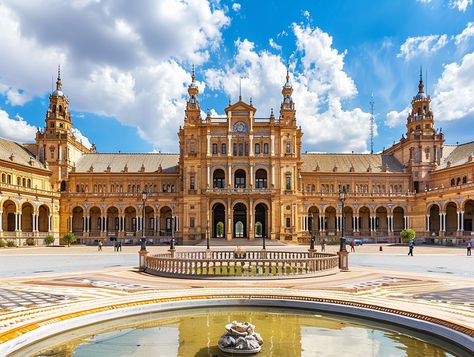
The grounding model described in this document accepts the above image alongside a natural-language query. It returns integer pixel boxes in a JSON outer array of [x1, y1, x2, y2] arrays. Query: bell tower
[[279, 68, 296, 127], [184, 65, 201, 125], [36, 65, 91, 192]]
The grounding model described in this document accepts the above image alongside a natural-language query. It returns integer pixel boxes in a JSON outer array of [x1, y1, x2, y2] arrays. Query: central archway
[[212, 203, 225, 238], [233, 203, 247, 238], [255, 203, 268, 238]]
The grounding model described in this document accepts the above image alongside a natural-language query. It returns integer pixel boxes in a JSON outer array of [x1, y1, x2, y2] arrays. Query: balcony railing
[[206, 188, 275, 195], [302, 191, 414, 198], [0, 183, 60, 198]]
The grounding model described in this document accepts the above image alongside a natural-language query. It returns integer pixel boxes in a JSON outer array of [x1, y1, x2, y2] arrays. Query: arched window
[[213, 169, 225, 188], [59, 105, 63, 114], [286, 143, 291, 154], [1, 173, 5, 183], [234, 169, 246, 188], [255, 143, 260, 155], [255, 169, 267, 189]]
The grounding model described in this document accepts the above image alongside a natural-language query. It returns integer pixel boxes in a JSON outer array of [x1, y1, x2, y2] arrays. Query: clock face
[[233, 121, 247, 133]]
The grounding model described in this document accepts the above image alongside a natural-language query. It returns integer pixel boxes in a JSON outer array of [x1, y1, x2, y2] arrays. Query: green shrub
[[0, 239, 6, 248], [63, 232, 76, 247], [44, 235, 55, 246], [26, 237, 35, 246], [6, 240, 15, 247], [400, 228, 416, 243]]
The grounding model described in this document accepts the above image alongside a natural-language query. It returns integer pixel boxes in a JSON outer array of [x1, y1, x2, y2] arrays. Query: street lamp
[[310, 211, 315, 250], [140, 190, 148, 251], [339, 187, 347, 252]]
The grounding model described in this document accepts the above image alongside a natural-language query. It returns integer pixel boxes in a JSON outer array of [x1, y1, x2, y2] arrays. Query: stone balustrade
[[144, 250, 340, 279]]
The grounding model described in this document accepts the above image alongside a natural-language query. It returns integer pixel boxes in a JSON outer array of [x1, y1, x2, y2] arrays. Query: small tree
[[63, 232, 76, 247], [400, 228, 416, 243], [44, 235, 55, 246]]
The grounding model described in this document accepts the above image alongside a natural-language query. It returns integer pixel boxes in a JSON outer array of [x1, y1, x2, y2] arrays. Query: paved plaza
[[0, 244, 472, 355]]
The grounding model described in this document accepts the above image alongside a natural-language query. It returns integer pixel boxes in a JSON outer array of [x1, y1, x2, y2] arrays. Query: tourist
[[119, 241, 122, 252], [467, 241, 472, 256], [98, 240, 103, 252], [321, 239, 325, 252], [350, 240, 355, 252], [408, 240, 414, 256], [114, 241, 118, 252]]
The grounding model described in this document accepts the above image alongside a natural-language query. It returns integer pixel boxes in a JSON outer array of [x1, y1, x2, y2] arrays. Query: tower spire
[[191, 64, 195, 83], [370, 93, 375, 154], [418, 65, 424, 94], [239, 76, 242, 101], [56, 64, 62, 91]]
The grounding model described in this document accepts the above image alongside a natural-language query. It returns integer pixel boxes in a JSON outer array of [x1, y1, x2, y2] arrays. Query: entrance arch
[[124, 206, 137, 233], [38, 205, 50, 232], [308, 206, 320, 234], [72, 206, 84, 234], [375, 206, 388, 234], [464, 200, 474, 232], [393, 206, 404, 234], [429, 204, 440, 234], [2, 200, 16, 232], [343, 206, 353, 234], [21, 202, 33, 232], [359, 206, 370, 235], [255, 203, 268, 238], [160, 206, 173, 235], [325, 206, 336, 234], [233, 203, 247, 238], [445, 202, 457, 236], [107, 206, 119, 233], [212, 203, 225, 238], [89, 206, 101, 235]]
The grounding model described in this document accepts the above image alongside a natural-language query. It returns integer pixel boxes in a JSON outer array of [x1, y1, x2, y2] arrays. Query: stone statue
[[218, 321, 263, 353]]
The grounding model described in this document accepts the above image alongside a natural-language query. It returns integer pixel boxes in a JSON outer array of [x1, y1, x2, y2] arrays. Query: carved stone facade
[[0, 68, 473, 245]]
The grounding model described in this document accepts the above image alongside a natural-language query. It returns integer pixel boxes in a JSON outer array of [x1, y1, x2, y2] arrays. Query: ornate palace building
[[0, 68, 473, 245]]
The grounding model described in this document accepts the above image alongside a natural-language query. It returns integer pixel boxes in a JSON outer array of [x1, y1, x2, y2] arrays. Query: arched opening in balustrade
[[144, 206, 155, 235], [107, 206, 119, 233], [343, 206, 353, 234], [393, 206, 404, 234], [464, 200, 474, 232], [124, 206, 137, 233], [255, 203, 268, 238], [89, 206, 101, 234], [160, 206, 173, 235], [72, 206, 84, 234], [38, 205, 50, 232], [233, 203, 247, 238], [308, 206, 319, 233], [445, 202, 457, 235], [324, 206, 336, 234], [429, 204, 440, 234], [255, 169, 267, 189], [212, 203, 225, 238], [213, 169, 225, 189], [234, 169, 246, 189], [21, 202, 33, 232], [359, 206, 370, 235], [375, 206, 388, 233], [60, 180, 67, 192], [2, 200, 16, 232]]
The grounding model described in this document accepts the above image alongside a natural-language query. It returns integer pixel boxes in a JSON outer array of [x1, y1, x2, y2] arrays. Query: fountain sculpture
[[218, 321, 263, 354]]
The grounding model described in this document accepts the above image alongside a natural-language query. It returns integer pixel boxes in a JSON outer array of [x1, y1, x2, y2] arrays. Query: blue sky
[[0, 0, 473, 153]]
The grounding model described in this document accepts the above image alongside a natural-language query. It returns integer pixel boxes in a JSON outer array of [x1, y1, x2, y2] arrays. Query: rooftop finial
[[250, 97, 253, 106], [191, 64, 195, 82], [58, 64, 61, 81], [286, 62, 290, 83], [55, 64, 62, 91], [419, 65, 423, 84], [418, 65, 424, 94], [239, 76, 242, 101]]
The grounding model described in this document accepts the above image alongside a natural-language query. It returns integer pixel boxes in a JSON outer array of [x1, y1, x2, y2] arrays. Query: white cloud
[[205, 24, 372, 153], [269, 38, 282, 51], [397, 34, 448, 60], [417, 0, 432, 3], [449, 0, 473, 12], [72, 128, 92, 149], [232, 3, 241, 11], [431, 51, 474, 121], [0, 0, 229, 151], [385, 107, 410, 127], [0, 111, 37, 142], [454, 22, 474, 45]]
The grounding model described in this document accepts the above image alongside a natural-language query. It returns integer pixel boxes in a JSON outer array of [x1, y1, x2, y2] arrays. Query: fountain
[[218, 320, 263, 354]]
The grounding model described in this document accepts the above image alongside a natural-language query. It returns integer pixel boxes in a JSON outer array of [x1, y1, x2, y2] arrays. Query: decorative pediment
[[224, 100, 257, 115]]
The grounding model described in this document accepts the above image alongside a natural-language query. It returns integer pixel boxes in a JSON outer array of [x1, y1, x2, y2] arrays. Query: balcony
[[0, 182, 60, 198], [301, 191, 414, 198], [206, 188, 275, 195]]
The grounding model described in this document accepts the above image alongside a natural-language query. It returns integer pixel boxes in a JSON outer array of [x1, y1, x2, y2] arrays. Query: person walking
[[408, 240, 414, 256], [467, 241, 472, 256], [350, 240, 355, 252], [321, 239, 326, 252], [98, 240, 103, 252], [118, 241, 122, 252]]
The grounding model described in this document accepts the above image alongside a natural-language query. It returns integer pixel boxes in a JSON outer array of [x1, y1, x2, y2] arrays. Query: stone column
[[461, 211, 464, 232], [228, 165, 232, 188], [48, 215, 52, 233], [249, 199, 254, 240], [426, 214, 430, 232], [457, 211, 460, 231], [136, 215, 140, 232], [0, 211, 3, 232], [207, 165, 211, 188], [227, 198, 232, 240]]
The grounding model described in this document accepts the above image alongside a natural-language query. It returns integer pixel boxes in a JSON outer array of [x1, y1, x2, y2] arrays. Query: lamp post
[[206, 228, 210, 250], [310, 211, 315, 250], [339, 187, 347, 252], [140, 190, 147, 251]]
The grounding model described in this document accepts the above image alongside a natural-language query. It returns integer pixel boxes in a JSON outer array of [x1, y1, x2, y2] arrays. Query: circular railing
[[144, 250, 340, 279]]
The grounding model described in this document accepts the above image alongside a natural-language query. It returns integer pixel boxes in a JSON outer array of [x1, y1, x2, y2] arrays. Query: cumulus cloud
[[72, 128, 92, 149], [454, 21, 474, 45], [449, 0, 473, 12], [205, 23, 372, 152], [269, 38, 282, 51], [385, 107, 410, 127], [431, 51, 474, 121], [0, 110, 37, 142], [232, 3, 241, 11], [397, 34, 448, 60], [0, 0, 229, 151]]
